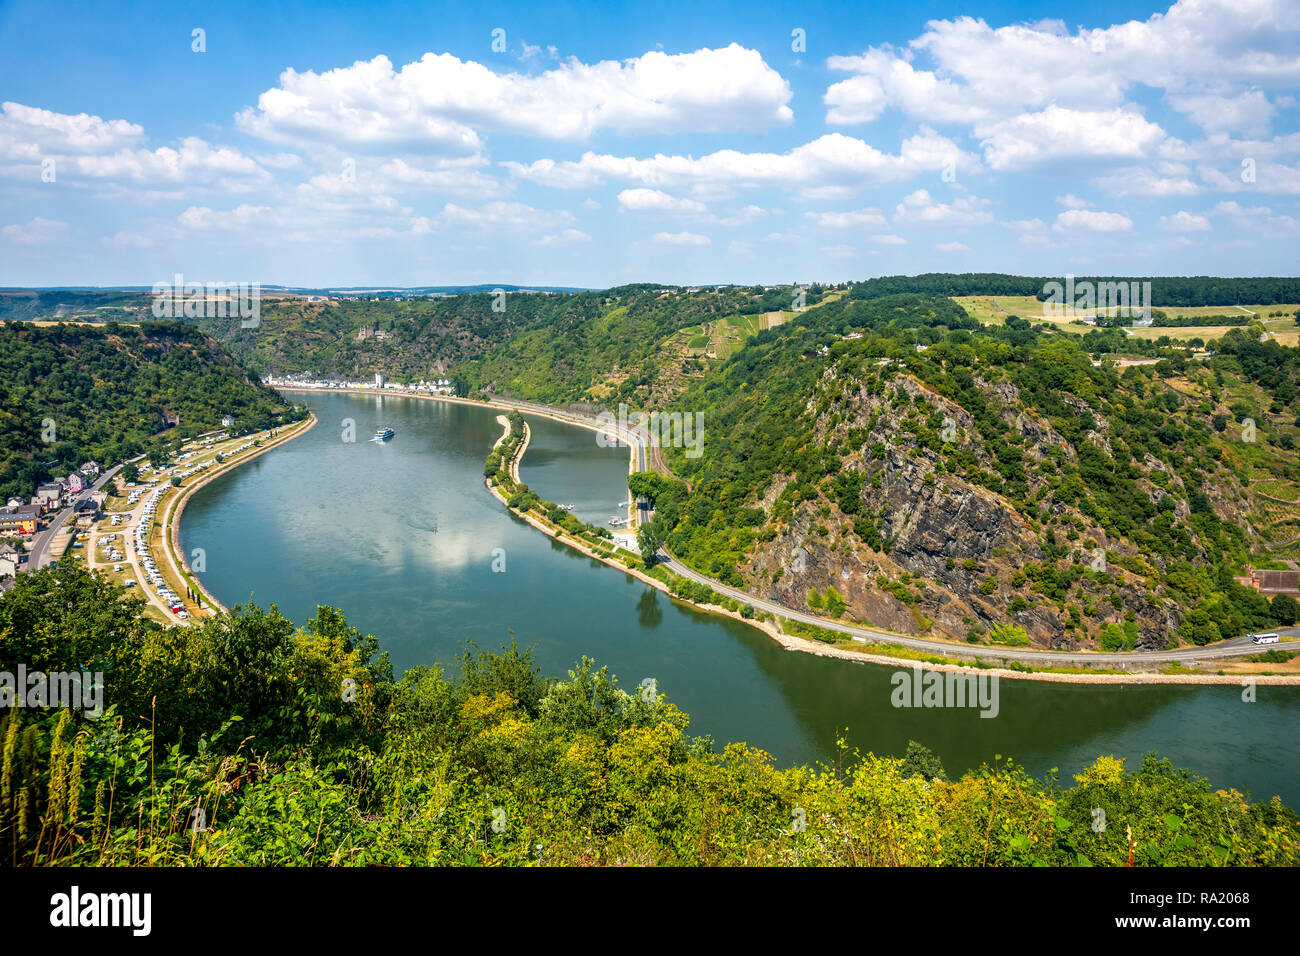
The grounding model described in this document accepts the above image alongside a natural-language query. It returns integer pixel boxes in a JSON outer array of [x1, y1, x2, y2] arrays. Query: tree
[[1271, 593, 1298, 626], [637, 521, 663, 565], [899, 740, 948, 781]]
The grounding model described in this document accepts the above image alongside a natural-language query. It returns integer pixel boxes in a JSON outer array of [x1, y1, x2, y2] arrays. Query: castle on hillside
[[356, 321, 389, 342]]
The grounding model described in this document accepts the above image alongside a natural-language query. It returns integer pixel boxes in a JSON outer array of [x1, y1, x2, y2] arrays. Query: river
[[180, 391, 1300, 806]]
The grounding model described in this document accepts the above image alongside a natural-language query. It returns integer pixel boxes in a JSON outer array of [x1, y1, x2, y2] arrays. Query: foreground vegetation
[[1, 564, 1294, 866]]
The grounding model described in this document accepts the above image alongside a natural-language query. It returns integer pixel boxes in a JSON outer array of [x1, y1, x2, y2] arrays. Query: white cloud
[[617, 188, 707, 212], [2, 216, 68, 245], [377, 156, 501, 193], [1093, 165, 1201, 196], [1166, 89, 1276, 137], [805, 207, 886, 228], [824, 3, 1300, 132], [1198, 159, 1300, 194], [255, 152, 305, 170], [1053, 208, 1133, 231], [1002, 218, 1054, 246], [536, 228, 591, 245], [824, 48, 993, 125], [976, 106, 1169, 171], [177, 204, 274, 230], [894, 188, 993, 224], [652, 231, 710, 245], [717, 204, 769, 226], [72, 137, 269, 189], [438, 201, 575, 230], [1158, 210, 1211, 231], [236, 44, 793, 151], [936, 241, 969, 251], [868, 234, 907, 245], [1214, 200, 1270, 219], [1056, 194, 1092, 208], [0, 102, 267, 193], [0, 102, 142, 161], [504, 129, 975, 196]]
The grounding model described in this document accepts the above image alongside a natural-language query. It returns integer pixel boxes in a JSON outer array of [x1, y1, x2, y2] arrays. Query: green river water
[[180, 391, 1300, 805]]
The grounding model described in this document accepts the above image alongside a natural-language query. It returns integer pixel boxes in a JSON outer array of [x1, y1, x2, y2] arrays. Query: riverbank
[[163, 413, 318, 615], [480, 415, 1300, 686], [272, 386, 1300, 684]]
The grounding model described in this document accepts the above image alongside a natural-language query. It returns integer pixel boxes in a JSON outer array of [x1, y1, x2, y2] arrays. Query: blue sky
[[1, 0, 1297, 287]]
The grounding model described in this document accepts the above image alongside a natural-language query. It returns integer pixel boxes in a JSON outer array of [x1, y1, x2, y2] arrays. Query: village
[[0, 420, 310, 625]]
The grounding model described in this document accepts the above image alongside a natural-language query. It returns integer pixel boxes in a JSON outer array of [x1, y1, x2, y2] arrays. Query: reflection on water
[[180, 391, 1300, 807]]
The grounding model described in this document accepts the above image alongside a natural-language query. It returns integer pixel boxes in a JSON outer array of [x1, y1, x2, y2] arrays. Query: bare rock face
[[736, 366, 1188, 651]]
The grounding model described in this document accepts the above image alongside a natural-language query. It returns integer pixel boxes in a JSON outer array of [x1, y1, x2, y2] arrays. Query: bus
[[1249, 632, 1281, 645]]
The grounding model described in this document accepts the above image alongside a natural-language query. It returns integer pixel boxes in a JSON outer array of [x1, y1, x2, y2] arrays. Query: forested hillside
[[0, 321, 300, 499], [638, 295, 1300, 650], [195, 283, 825, 402], [2, 565, 1293, 866]]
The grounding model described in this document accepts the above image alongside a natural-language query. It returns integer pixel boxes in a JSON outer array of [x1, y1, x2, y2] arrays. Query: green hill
[[0, 320, 301, 499], [639, 295, 1300, 650]]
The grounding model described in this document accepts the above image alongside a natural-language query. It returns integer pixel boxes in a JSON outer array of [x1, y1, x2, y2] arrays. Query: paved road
[[489, 396, 1292, 665], [661, 554, 1289, 664], [28, 464, 123, 569]]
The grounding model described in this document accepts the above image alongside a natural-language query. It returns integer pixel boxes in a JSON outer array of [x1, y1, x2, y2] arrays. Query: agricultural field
[[954, 294, 1093, 330], [955, 294, 1300, 345]]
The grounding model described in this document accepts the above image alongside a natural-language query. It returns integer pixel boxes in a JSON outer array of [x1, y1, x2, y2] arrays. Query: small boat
[[372, 426, 395, 441]]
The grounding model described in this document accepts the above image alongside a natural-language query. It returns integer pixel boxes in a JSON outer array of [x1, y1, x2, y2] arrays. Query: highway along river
[[180, 391, 1300, 806]]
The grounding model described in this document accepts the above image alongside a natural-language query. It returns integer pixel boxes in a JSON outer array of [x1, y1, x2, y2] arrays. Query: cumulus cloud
[[822, 2, 1299, 174], [616, 188, 707, 212], [1093, 164, 1201, 196], [177, 205, 274, 230], [72, 137, 270, 189], [1166, 89, 1277, 137], [503, 129, 975, 196], [651, 231, 710, 245], [824, 3, 1299, 128], [535, 228, 591, 245], [936, 241, 969, 251], [975, 106, 1170, 171], [1053, 208, 1134, 231], [377, 156, 501, 194], [0, 103, 266, 193], [2, 216, 68, 245], [894, 189, 993, 224], [437, 201, 575, 230], [805, 207, 886, 228], [236, 44, 793, 152], [1158, 210, 1211, 231], [0, 102, 142, 161]]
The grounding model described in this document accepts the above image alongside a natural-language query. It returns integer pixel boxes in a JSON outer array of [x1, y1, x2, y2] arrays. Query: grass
[[953, 295, 1300, 345]]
